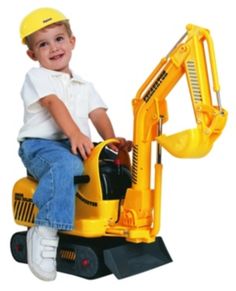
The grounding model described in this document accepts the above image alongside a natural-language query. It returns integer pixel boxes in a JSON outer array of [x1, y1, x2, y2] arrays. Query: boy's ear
[[70, 36, 76, 49], [27, 49, 37, 61]]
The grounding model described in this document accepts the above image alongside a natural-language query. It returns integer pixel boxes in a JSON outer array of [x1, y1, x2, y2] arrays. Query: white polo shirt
[[17, 67, 107, 141]]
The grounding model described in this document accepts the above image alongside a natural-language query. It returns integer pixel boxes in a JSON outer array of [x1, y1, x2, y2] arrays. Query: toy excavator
[[11, 24, 227, 279]]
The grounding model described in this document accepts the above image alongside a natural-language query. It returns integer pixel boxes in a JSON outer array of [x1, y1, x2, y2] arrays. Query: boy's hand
[[108, 137, 133, 152], [70, 131, 94, 160], [40, 95, 94, 159]]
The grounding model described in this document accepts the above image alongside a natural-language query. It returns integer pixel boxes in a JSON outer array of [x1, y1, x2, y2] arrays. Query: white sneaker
[[27, 226, 59, 281]]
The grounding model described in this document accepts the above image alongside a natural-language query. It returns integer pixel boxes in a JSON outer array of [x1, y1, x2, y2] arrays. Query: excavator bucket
[[157, 108, 227, 158], [157, 127, 214, 158]]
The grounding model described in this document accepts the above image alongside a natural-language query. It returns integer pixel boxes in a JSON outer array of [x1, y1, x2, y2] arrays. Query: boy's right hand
[[39, 94, 94, 159], [69, 131, 94, 160]]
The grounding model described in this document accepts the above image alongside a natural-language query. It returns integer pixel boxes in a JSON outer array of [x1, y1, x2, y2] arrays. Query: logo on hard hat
[[43, 17, 53, 23]]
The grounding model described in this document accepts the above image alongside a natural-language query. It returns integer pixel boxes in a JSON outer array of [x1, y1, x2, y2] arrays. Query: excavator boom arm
[[120, 24, 227, 242], [133, 24, 227, 158]]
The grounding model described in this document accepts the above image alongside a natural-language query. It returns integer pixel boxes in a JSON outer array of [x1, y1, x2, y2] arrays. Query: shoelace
[[41, 237, 59, 259]]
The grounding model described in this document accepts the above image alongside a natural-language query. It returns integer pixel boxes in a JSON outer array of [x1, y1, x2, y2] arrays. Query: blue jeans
[[18, 139, 84, 231]]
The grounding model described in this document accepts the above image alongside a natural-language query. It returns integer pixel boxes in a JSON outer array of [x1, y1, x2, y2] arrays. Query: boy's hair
[[25, 20, 73, 49]]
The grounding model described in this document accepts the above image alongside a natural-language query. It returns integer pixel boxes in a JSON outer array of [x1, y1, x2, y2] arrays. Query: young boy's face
[[27, 24, 75, 75]]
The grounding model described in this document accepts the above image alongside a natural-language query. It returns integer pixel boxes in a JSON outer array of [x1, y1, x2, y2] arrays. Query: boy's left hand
[[108, 137, 133, 152]]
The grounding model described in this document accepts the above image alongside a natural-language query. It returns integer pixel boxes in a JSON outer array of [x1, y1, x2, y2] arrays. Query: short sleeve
[[21, 68, 57, 112], [87, 83, 108, 113]]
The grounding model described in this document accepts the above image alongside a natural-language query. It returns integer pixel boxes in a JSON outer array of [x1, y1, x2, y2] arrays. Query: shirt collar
[[70, 71, 86, 84], [40, 67, 85, 83]]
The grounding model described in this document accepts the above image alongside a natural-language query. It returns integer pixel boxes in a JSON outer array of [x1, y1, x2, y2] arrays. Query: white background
[[1, 0, 235, 290]]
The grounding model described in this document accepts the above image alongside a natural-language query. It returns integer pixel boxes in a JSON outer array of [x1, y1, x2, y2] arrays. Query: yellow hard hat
[[20, 7, 68, 44]]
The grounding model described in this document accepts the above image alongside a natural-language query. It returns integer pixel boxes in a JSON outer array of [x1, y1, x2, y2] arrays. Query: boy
[[18, 7, 131, 281]]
